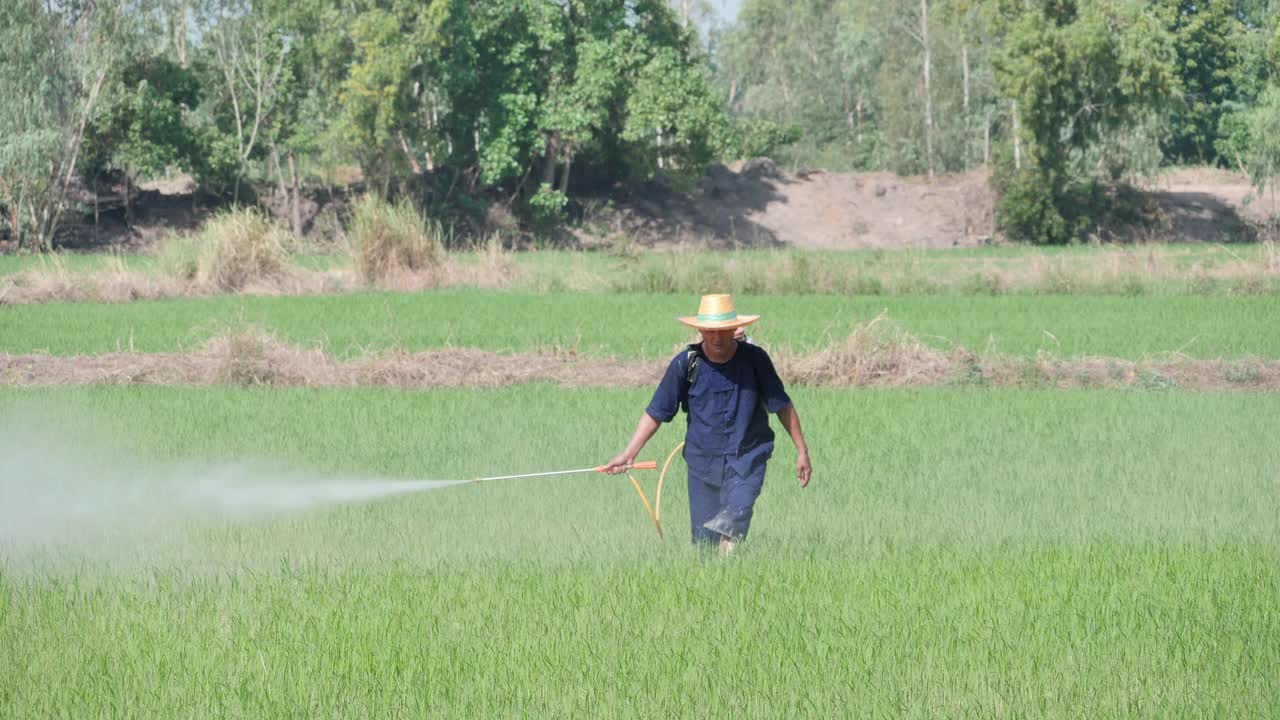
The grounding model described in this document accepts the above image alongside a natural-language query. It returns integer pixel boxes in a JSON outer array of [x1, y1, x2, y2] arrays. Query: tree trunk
[[921, 0, 934, 178], [541, 134, 558, 188], [271, 145, 289, 200], [984, 112, 991, 166], [288, 149, 302, 237], [962, 44, 971, 167], [0, 174, 18, 242], [36, 67, 108, 250], [558, 150, 572, 194], [1012, 101, 1022, 170], [176, 0, 188, 67], [398, 132, 423, 174]]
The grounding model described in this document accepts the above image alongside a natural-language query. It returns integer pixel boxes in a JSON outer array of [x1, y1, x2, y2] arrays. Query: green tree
[[1153, 0, 1243, 164], [0, 0, 128, 250], [198, 0, 293, 201], [991, 0, 1178, 243], [81, 57, 204, 183], [337, 0, 449, 197]]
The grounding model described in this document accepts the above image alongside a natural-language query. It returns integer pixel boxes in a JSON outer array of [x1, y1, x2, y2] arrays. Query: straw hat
[[677, 294, 760, 331]]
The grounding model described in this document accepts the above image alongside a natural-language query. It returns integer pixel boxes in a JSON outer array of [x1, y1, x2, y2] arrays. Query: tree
[[0, 0, 126, 250], [718, 0, 885, 170], [1153, 0, 1244, 165], [336, 0, 449, 197], [80, 56, 204, 230], [991, 0, 1179, 243], [200, 0, 291, 201]]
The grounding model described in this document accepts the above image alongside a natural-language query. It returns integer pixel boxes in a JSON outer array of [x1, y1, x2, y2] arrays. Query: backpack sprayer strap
[[680, 344, 701, 413]]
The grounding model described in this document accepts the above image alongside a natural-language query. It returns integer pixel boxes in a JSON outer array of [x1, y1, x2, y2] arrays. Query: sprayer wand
[[466, 459, 669, 540], [470, 461, 657, 484]]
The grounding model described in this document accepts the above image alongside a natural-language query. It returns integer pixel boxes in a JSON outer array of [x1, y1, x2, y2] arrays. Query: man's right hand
[[603, 453, 635, 475]]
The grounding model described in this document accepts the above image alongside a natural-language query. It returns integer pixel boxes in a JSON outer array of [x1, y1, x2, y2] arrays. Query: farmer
[[604, 294, 811, 555]]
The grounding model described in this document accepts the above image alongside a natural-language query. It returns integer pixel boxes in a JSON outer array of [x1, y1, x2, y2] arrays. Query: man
[[605, 294, 812, 555]]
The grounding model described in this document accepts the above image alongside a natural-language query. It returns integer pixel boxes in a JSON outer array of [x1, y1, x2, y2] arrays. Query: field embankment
[[4, 323, 1279, 392]]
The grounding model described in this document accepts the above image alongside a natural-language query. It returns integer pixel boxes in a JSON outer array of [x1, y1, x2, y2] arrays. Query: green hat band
[[697, 310, 738, 322]]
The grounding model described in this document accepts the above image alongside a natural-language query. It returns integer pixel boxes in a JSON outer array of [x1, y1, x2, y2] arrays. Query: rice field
[[3, 241, 1279, 717], [4, 290, 1280, 360], [1, 386, 1278, 717]]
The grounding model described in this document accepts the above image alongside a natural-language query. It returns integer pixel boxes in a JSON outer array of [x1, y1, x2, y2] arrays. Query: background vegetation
[[5, 0, 1280, 250]]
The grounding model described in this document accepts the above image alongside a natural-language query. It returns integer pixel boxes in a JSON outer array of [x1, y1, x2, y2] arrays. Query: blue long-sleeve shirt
[[645, 341, 792, 484]]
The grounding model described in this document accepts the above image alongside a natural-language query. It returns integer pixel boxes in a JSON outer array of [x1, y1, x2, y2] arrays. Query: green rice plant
[[1224, 360, 1262, 385], [0, 386, 1277, 717], [4, 291, 1280, 361], [1135, 369, 1177, 391], [348, 194, 442, 283]]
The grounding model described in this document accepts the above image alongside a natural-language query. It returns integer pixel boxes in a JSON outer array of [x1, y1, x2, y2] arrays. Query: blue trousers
[[687, 459, 767, 544]]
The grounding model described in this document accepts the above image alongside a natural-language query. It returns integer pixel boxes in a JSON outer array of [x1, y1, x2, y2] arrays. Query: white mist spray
[[0, 424, 463, 560]]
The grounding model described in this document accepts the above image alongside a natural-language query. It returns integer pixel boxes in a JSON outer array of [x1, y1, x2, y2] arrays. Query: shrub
[[181, 208, 291, 291], [528, 185, 568, 236], [348, 195, 442, 283], [995, 169, 1070, 245]]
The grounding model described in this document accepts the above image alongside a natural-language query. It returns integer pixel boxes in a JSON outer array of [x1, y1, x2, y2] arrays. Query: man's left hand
[[796, 452, 811, 488]]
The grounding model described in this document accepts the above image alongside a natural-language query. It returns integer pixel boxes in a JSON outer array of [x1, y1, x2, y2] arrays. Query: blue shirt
[[646, 341, 792, 483]]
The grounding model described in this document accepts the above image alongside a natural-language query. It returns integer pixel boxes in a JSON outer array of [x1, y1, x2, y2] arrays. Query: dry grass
[[187, 208, 293, 292], [436, 234, 519, 289], [348, 195, 443, 284], [0, 254, 186, 304], [4, 238, 1278, 306], [773, 313, 955, 387], [4, 322, 1279, 392], [205, 328, 323, 386]]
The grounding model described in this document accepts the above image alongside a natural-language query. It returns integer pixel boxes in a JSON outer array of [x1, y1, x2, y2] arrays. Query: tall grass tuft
[[348, 195, 443, 284], [179, 208, 292, 291]]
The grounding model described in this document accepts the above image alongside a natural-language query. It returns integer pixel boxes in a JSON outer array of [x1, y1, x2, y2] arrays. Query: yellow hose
[[627, 471, 663, 541], [627, 441, 685, 541], [654, 441, 684, 532]]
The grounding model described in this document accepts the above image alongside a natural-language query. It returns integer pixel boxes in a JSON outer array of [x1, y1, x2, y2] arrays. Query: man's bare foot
[[719, 537, 737, 558]]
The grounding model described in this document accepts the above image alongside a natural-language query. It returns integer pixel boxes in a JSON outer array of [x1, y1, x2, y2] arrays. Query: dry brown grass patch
[[774, 314, 955, 387], [203, 328, 328, 386], [348, 195, 443, 284], [190, 208, 293, 291]]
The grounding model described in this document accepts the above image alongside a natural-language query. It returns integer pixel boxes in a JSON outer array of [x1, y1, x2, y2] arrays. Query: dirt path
[[16, 165, 1271, 253], [729, 166, 997, 249], [637, 163, 1267, 249]]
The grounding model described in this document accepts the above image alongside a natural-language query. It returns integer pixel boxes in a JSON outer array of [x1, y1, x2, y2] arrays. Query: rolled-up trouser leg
[[702, 463, 766, 541]]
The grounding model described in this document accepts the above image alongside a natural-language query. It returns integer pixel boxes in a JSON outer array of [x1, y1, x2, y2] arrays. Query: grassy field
[[3, 239, 1277, 716], [4, 290, 1280, 360], [1, 386, 1277, 717]]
